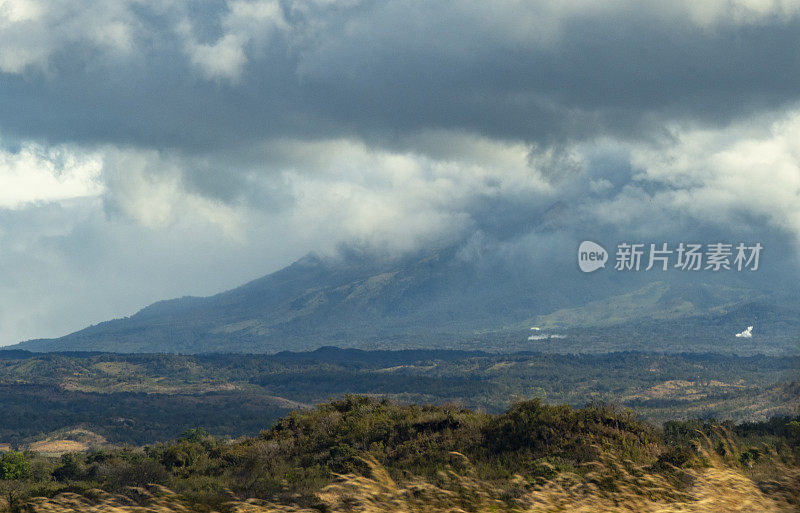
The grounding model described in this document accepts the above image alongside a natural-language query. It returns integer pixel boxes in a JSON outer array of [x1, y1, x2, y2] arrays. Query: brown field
[[23, 429, 108, 456], [27, 440, 89, 457]]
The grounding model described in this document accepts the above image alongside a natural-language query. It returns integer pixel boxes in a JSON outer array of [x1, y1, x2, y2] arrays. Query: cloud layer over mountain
[[1, 0, 799, 345]]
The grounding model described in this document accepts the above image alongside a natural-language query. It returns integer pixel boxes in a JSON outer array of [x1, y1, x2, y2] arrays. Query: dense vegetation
[[0, 349, 796, 446], [0, 397, 798, 512], [0, 385, 291, 446]]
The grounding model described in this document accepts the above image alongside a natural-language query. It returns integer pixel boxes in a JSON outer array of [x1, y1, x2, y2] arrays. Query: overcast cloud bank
[[1, 0, 799, 345]]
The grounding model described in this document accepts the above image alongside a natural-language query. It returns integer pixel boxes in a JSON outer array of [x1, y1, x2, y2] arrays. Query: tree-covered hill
[[0, 349, 796, 447], [1, 397, 798, 512]]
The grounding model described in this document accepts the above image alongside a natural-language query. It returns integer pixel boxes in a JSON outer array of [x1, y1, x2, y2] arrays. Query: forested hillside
[[0, 349, 796, 446], [1, 397, 798, 512]]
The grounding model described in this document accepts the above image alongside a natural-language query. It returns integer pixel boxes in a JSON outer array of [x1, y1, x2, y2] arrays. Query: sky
[[1, 0, 800, 345]]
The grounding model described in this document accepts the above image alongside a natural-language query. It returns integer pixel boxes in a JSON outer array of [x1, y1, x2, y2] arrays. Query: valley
[[0, 349, 795, 448]]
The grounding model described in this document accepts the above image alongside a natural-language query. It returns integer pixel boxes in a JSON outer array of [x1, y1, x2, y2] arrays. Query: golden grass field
[[15, 445, 799, 513]]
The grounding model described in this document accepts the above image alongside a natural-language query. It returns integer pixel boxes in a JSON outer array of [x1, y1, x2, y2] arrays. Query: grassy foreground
[[1, 397, 799, 512]]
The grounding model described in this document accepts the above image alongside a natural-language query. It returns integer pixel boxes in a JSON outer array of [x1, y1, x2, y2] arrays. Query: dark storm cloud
[[2, 0, 800, 155]]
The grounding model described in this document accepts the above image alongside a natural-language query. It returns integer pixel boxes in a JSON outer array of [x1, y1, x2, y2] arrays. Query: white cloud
[[101, 148, 245, 239], [0, 142, 103, 209], [268, 135, 554, 253], [675, 0, 800, 26], [181, 0, 287, 81], [0, 140, 244, 238], [626, 110, 800, 244], [185, 33, 248, 81], [0, 0, 137, 73]]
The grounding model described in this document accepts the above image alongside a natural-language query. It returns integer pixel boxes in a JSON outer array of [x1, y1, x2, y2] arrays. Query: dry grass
[[20, 429, 108, 457], [26, 440, 89, 457], [15, 451, 798, 513]]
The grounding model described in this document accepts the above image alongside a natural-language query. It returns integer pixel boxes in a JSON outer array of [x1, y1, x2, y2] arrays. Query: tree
[[0, 452, 30, 481]]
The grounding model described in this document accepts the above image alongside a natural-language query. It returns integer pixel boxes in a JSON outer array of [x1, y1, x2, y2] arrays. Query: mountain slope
[[10, 245, 800, 354], [11, 247, 564, 353]]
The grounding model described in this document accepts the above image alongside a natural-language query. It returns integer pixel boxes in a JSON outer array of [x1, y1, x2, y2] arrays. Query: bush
[[52, 453, 85, 482], [106, 459, 169, 489], [484, 399, 658, 466], [0, 452, 30, 480]]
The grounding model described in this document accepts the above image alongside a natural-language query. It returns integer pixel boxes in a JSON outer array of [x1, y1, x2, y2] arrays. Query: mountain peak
[[8, 244, 798, 355]]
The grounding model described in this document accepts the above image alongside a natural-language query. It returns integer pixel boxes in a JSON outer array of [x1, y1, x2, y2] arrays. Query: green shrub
[[0, 452, 30, 480], [52, 453, 85, 482]]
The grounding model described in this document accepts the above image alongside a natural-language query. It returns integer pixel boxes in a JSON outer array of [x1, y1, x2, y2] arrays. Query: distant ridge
[[9, 244, 799, 355]]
